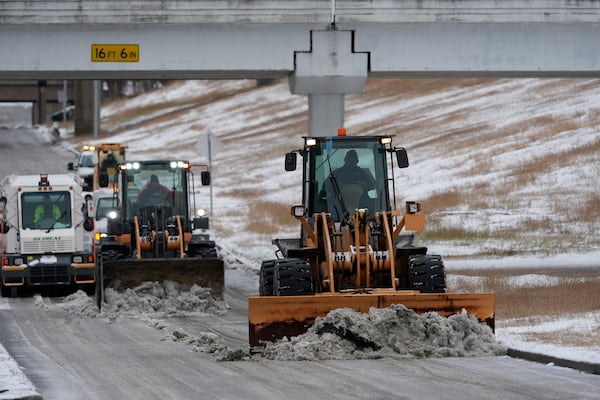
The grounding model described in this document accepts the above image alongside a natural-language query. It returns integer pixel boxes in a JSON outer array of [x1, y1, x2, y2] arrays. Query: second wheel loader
[[95, 159, 223, 307], [248, 131, 495, 347]]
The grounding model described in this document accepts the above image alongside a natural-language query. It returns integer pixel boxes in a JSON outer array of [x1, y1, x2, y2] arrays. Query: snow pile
[[149, 321, 248, 361], [41, 281, 228, 317], [35, 283, 246, 360], [101, 281, 228, 316], [258, 304, 507, 361]]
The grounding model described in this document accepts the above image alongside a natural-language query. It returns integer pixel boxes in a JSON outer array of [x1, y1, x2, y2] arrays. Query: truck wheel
[[259, 260, 276, 296], [273, 258, 314, 296], [408, 254, 446, 293]]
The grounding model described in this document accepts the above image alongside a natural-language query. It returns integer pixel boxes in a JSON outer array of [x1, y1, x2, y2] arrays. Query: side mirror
[[201, 171, 211, 186], [98, 173, 109, 188], [83, 218, 94, 232], [395, 148, 409, 168], [67, 162, 74, 171], [285, 152, 297, 171]]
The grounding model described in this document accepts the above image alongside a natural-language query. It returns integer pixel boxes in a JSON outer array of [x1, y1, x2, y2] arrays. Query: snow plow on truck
[[248, 132, 495, 347], [95, 159, 223, 308]]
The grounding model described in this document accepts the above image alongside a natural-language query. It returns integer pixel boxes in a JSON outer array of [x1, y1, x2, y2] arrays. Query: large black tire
[[408, 254, 446, 293], [1, 285, 18, 298], [259, 260, 276, 296], [273, 258, 314, 296], [192, 247, 218, 259], [101, 248, 127, 263], [95, 256, 103, 310]]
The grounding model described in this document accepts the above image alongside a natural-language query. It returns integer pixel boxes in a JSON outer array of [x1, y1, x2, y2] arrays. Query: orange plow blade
[[248, 291, 495, 347]]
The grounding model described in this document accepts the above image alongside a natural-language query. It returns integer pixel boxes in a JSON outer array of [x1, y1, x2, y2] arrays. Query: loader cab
[[288, 135, 406, 223], [119, 161, 192, 221]]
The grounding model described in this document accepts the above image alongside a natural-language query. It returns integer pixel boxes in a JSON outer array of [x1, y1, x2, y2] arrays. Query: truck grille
[[29, 265, 70, 285], [22, 239, 75, 253]]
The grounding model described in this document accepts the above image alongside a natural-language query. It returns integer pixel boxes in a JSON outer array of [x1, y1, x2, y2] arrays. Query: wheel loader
[[248, 131, 495, 347], [67, 143, 127, 192], [94, 159, 223, 308]]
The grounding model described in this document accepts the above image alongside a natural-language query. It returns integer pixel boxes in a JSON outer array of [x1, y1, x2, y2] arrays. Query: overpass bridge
[[2, 0, 600, 135]]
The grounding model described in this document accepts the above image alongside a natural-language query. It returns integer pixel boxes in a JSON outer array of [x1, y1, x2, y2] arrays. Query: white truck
[[0, 173, 96, 297], [67, 145, 96, 192]]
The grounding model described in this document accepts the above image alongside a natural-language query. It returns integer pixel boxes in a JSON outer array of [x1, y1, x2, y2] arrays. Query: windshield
[[122, 163, 188, 219], [95, 197, 116, 220], [309, 139, 389, 221], [21, 191, 72, 230], [79, 154, 95, 168]]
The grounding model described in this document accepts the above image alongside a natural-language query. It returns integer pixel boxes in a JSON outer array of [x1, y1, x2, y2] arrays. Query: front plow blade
[[101, 258, 224, 298], [248, 291, 495, 347]]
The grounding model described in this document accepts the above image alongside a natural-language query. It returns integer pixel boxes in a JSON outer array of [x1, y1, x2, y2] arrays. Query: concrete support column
[[307, 94, 344, 135], [289, 30, 368, 136], [74, 80, 95, 136], [36, 80, 47, 124]]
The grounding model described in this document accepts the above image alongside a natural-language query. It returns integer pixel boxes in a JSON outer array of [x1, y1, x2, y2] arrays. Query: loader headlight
[[196, 208, 206, 217], [107, 210, 119, 219], [14, 258, 24, 266], [95, 232, 108, 241], [306, 138, 317, 147], [291, 205, 305, 217], [124, 162, 140, 170], [170, 161, 189, 169], [406, 201, 421, 214]]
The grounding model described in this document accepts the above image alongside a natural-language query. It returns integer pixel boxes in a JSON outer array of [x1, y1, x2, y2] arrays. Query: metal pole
[[62, 80, 67, 125], [93, 80, 99, 139], [208, 131, 213, 216]]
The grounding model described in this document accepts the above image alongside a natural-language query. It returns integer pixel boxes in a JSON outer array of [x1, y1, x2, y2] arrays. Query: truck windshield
[[21, 191, 72, 230], [310, 139, 389, 221], [79, 154, 95, 168]]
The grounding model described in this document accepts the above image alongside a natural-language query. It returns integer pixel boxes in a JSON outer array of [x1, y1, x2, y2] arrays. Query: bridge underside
[[2, 1, 600, 134]]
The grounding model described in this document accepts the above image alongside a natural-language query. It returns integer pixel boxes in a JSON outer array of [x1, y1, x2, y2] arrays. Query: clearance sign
[[91, 44, 139, 62]]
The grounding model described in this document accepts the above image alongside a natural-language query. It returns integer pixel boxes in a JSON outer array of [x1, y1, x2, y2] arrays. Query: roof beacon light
[[338, 128, 347, 136], [38, 174, 50, 187]]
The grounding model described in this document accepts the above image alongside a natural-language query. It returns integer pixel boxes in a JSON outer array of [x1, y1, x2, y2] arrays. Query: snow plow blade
[[100, 258, 224, 298], [248, 291, 495, 347]]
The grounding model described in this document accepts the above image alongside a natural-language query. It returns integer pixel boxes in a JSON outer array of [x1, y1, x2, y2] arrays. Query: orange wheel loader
[[248, 132, 495, 347]]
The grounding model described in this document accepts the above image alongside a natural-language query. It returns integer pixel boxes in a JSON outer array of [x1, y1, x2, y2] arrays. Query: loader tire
[[101, 249, 126, 263], [408, 254, 446, 293], [192, 247, 218, 259], [259, 260, 276, 296], [273, 258, 314, 296], [1, 285, 16, 298]]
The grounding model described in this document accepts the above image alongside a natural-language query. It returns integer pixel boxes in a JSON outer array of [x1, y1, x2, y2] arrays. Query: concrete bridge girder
[[3, 2, 600, 135]]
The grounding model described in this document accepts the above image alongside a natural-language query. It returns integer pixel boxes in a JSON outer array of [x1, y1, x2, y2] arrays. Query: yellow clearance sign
[[91, 44, 139, 62]]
